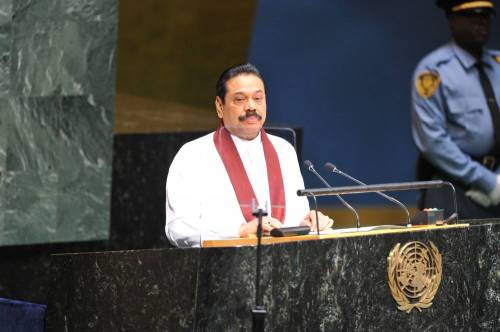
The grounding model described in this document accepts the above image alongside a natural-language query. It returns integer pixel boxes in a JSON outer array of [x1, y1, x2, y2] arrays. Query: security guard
[[412, 0, 500, 218]]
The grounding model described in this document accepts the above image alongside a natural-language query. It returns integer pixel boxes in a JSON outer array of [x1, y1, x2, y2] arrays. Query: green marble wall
[[0, 0, 117, 245]]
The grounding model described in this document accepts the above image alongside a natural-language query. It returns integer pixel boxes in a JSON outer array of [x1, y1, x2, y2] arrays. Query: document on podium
[[317, 225, 408, 235], [202, 223, 469, 248]]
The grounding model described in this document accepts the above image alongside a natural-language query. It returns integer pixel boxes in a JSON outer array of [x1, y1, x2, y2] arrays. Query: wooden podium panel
[[202, 223, 470, 248]]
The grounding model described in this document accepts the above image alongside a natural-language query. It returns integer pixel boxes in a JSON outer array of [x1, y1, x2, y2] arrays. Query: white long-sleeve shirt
[[165, 132, 310, 247]]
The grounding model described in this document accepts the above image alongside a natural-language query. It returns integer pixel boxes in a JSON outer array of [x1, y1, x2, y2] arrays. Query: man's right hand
[[300, 210, 334, 231], [467, 175, 500, 208], [238, 217, 282, 238]]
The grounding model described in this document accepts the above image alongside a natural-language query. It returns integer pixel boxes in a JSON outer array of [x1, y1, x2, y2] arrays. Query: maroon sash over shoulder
[[213, 125, 286, 222]]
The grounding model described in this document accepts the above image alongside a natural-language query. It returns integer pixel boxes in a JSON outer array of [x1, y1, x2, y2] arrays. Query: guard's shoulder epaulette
[[486, 48, 500, 64], [418, 45, 454, 70]]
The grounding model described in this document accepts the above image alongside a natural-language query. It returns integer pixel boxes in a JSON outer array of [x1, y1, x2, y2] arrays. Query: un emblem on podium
[[387, 241, 442, 313]]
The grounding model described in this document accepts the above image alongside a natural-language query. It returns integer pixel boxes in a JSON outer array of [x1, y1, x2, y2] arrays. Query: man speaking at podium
[[165, 63, 332, 247]]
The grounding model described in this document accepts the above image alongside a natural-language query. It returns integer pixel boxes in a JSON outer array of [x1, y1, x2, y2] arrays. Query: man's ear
[[215, 96, 224, 119]]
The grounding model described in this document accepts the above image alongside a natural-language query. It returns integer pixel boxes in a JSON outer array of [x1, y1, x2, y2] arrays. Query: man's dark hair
[[216, 63, 265, 103]]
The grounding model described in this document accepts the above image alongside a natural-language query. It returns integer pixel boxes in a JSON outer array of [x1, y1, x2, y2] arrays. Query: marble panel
[[5, 96, 60, 172], [0, 183, 3, 244], [46, 221, 500, 331], [56, 96, 113, 241], [62, 0, 118, 101], [195, 246, 262, 330], [1, 170, 58, 245], [0, 98, 7, 243], [2, 94, 114, 244], [0, 0, 12, 26], [63, 0, 117, 22], [0, 0, 117, 246], [476, 222, 500, 330], [0, 240, 110, 304], [11, 0, 62, 96], [266, 238, 359, 331], [0, 45, 9, 98], [0, 0, 12, 98], [0, 99, 7, 173], [2, 97, 58, 244], [85, 23, 117, 103], [198, 224, 500, 331], [46, 248, 199, 331], [11, 0, 109, 97]]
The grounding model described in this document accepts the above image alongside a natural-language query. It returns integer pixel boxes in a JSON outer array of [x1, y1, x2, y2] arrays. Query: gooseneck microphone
[[303, 160, 361, 229], [324, 162, 411, 226]]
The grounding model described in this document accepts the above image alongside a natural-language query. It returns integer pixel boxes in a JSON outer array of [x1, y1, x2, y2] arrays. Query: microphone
[[303, 160, 361, 229], [324, 162, 411, 226]]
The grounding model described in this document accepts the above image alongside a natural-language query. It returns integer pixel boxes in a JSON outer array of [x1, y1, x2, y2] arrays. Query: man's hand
[[466, 189, 491, 207], [238, 217, 282, 238], [488, 175, 500, 206], [468, 175, 500, 208], [300, 210, 334, 231]]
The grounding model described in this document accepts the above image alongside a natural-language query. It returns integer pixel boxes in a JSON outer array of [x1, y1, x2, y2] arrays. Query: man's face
[[215, 74, 267, 140], [449, 10, 493, 51]]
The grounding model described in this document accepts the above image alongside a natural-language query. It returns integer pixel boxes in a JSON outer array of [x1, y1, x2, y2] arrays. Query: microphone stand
[[325, 162, 411, 226], [304, 161, 361, 228], [310, 194, 321, 237], [297, 180, 459, 223], [251, 204, 267, 332], [443, 181, 459, 223]]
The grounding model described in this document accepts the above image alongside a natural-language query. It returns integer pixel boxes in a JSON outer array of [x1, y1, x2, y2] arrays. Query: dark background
[[249, 0, 500, 205]]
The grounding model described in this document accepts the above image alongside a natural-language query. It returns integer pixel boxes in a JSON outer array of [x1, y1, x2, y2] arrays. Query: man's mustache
[[238, 110, 262, 121]]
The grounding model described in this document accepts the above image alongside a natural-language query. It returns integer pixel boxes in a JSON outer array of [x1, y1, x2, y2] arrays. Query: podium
[[45, 220, 500, 331]]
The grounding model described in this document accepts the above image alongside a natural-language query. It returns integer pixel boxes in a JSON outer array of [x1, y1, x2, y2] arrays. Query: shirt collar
[[452, 41, 493, 69], [231, 131, 262, 147]]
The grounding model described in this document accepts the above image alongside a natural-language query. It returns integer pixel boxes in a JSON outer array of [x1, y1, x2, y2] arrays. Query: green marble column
[[0, 0, 117, 245]]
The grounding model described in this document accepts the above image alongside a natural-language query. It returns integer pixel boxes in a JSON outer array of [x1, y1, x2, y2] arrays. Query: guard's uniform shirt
[[411, 41, 500, 193]]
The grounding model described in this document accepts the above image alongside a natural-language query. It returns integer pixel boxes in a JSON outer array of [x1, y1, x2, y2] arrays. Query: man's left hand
[[488, 175, 500, 206], [466, 189, 491, 207], [300, 210, 334, 231]]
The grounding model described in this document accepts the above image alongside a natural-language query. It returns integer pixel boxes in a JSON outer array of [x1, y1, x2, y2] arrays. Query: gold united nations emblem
[[387, 241, 442, 313]]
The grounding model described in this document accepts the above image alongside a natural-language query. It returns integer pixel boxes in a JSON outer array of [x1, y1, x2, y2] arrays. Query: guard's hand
[[466, 189, 491, 207], [238, 217, 282, 238], [300, 210, 334, 231], [488, 175, 500, 206]]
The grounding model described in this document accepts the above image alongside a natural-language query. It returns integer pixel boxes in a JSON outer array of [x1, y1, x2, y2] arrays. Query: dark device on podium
[[270, 226, 310, 237], [411, 209, 445, 225]]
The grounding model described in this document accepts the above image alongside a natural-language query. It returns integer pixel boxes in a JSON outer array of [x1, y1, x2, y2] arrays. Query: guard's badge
[[387, 241, 442, 313], [416, 71, 440, 98], [494, 55, 500, 64]]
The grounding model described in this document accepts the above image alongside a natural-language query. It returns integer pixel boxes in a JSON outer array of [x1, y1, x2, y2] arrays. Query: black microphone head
[[303, 160, 314, 170], [324, 162, 338, 173]]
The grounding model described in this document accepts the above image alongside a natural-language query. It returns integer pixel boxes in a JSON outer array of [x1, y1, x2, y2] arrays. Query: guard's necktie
[[476, 61, 500, 155]]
